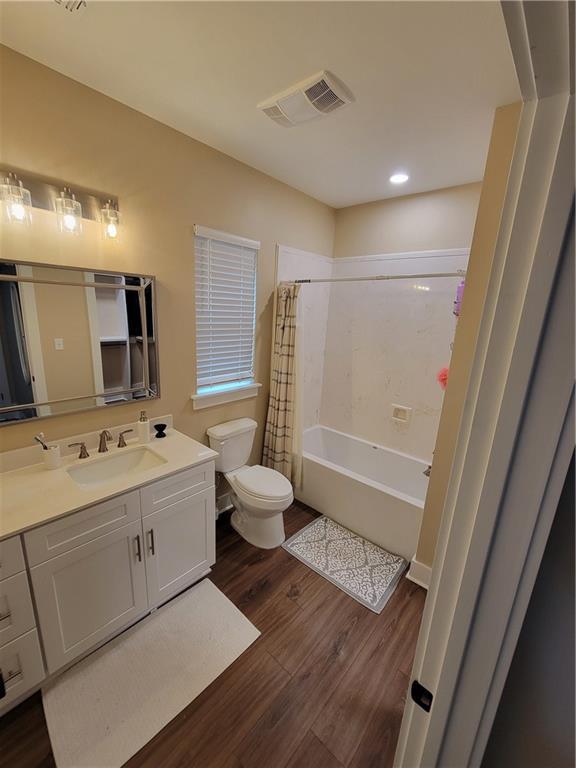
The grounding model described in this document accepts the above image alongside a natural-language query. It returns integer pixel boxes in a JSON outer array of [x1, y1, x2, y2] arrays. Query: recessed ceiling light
[[390, 172, 409, 184]]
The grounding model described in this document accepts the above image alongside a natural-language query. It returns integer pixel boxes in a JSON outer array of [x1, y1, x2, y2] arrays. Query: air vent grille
[[313, 90, 345, 113], [263, 106, 293, 127], [305, 79, 330, 102], [304, 79, 344, 113]]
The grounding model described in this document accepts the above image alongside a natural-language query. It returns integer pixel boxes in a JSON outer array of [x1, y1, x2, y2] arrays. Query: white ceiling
[[0, 1, 520, 208]]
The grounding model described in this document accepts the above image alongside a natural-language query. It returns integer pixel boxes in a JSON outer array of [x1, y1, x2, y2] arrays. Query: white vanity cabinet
[[22, 461, 216, 676]]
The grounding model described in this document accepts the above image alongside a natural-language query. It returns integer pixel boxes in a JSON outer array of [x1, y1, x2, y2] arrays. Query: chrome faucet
[[69, 442, 89, 459], [98, 430, 113, 453], [117, 429, 133, 448]]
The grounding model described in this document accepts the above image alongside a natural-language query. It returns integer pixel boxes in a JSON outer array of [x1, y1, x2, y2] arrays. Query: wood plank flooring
[[0, 502, 425, 768]]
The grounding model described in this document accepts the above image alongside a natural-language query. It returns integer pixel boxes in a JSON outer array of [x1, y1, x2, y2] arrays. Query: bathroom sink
[[67, 446, 167, 488]]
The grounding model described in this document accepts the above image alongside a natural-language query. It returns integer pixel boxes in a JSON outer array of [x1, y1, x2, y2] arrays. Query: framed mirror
[[0, 260, 158, 425]]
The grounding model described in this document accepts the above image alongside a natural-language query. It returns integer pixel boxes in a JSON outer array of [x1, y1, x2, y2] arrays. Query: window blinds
[[195, 228, 258, 390]]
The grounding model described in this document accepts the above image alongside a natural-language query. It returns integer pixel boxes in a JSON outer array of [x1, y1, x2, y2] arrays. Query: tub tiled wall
[[277, 246, 468, 463]]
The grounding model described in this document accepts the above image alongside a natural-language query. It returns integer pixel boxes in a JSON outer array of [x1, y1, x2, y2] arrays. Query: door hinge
[[411, 679, 433, 712]]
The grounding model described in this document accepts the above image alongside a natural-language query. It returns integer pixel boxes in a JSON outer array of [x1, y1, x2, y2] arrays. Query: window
[[193, 226, 260, 408]]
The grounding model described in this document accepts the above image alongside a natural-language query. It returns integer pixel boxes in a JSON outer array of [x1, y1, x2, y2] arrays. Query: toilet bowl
[[226, 465, 293, 548], [207, 418, 294, 549]]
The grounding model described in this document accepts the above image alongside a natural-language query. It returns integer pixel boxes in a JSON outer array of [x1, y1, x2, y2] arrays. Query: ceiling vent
[[258, 71, 353, 127]]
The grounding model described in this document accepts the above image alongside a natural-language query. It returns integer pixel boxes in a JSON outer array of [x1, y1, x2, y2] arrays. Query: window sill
[[191, 382, 262, 410]]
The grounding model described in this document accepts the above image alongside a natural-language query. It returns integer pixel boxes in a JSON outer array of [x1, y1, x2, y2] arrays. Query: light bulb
[[56, 188, 82, 234], [101, 201, 120, 240], [390, 172, 409, 184], [1, 173, 32, 225], [63, 213, 77, 231], [10, 202, 26, 221]]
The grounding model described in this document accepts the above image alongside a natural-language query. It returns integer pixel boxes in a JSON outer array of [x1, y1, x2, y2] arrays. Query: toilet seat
[[234, 465, 293, 501]]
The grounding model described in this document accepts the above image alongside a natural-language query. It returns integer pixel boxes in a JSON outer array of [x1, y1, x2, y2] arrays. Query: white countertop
[[0, 429, 217, 541]]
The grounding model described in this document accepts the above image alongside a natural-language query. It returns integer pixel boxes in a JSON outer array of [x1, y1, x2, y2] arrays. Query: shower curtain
[[262, 283, 302, 485]]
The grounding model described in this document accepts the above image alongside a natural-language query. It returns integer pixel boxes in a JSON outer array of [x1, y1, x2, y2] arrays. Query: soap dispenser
[[137, 410, 150, 444]]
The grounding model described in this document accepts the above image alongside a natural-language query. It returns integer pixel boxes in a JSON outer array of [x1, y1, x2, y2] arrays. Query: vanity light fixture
[[101, 200, 120, 239], [54, 0, 87, 11], [0, 172, 32, 225], [56, 187, 82, 234], [390, 172, 409, 184]]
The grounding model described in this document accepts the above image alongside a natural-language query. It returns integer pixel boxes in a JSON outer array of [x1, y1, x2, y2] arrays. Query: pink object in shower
[[453, 279, 465, 317], [437, 367, 449, 390]]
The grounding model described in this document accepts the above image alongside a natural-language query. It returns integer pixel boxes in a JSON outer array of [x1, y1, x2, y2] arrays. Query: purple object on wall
[[453, 279, 465, 317]]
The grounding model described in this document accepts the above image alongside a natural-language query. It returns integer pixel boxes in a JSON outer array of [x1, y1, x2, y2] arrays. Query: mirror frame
[[0, 259, 159, 426]]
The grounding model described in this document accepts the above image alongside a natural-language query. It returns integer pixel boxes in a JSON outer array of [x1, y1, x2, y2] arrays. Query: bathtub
[[297, 425, 429, 560]]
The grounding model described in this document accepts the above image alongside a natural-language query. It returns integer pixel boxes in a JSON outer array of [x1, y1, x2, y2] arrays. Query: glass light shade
[[55, 190, 82, 235], [1, 176, 32, 226], [101, 203, 120, 240]]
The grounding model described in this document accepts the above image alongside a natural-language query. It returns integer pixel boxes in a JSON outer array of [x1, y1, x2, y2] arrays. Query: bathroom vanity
[[0, 427, 217, 715]]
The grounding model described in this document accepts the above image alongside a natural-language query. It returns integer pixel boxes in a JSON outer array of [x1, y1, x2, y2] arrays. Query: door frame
[[394, 2, 574, 766]]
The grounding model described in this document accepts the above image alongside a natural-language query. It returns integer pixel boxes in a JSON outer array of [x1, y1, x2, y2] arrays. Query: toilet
[[207, 418, 293, 549]]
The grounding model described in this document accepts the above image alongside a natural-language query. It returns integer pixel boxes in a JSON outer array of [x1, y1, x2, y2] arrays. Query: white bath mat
[[42, 579, 260, 768], [283, 516, 407, 613]]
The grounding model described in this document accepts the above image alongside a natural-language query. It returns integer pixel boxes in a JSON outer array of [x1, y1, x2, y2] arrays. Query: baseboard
[[407, 558, 432, 590]]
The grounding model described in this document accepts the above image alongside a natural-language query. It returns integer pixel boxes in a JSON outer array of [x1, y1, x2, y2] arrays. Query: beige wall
[[0, 46, 335, 455], [334, 182, 482, 257], [32, 266, 95, 411], [415, 102, 522, 567]]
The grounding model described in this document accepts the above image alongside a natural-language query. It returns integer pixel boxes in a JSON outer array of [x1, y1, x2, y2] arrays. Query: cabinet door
[[30, 521, 148, 674], [144, 489, 215, 608]]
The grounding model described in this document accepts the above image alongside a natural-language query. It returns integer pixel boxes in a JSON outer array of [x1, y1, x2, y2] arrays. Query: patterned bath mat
[[283, 516, 407, 613]]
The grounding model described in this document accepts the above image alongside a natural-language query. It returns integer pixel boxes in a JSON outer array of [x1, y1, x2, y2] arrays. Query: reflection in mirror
[[0, 262, 158, 424]]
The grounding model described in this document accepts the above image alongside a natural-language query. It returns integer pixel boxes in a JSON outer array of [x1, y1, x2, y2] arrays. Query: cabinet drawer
[[24, 491, 140, 566], [140, 462, 215, 517], [0, 629, 45, 715], [0, 537, 25, 582], [0, 572, 36, 648]]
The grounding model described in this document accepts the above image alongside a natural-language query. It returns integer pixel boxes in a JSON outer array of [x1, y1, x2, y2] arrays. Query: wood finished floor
[[0, 502, 425, 768]]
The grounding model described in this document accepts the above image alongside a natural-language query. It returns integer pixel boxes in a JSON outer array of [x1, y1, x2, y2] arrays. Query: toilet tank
[[207, 418, 258, 472]]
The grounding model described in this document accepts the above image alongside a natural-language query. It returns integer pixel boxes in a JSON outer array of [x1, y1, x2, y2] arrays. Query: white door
[[30, 521, 148, 673], [394, 5, 573, 765], [144, 490, 216, 608]]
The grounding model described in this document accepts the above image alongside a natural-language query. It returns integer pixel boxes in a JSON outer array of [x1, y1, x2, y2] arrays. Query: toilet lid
[[235, 465, 293, 500]]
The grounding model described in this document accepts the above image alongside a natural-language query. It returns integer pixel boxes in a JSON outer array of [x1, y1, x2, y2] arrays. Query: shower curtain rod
[[282, 270, 465, 285]]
